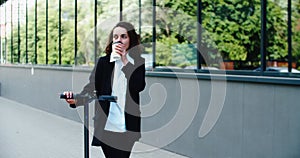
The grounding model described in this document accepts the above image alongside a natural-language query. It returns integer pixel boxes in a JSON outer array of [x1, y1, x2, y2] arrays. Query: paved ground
[[0, 97, 188, 158]]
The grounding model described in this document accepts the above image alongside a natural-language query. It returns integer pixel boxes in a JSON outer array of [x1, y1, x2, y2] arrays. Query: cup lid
[[113, 41, 122, 44]]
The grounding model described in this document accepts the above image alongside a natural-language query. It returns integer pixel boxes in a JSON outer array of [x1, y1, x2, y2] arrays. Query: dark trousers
[[100, 130, 135, 158], [101, 142, 132, 158]]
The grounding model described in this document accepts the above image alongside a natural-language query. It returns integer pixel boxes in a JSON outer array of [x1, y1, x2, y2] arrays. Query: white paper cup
[[111, 41, 122, 61]]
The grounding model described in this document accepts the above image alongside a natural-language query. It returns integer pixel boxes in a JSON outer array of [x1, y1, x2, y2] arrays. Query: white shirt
[[104, 54, 134, 132]]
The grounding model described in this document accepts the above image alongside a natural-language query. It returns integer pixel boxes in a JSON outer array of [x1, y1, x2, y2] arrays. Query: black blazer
[[72, 54, 146, 146]]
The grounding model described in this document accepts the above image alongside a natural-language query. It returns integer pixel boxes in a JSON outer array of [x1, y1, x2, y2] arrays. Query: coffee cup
[[111, 41, 122, 61]]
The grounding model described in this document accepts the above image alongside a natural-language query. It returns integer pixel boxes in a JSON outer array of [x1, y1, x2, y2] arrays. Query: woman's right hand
[[63, 91, 77, 105]]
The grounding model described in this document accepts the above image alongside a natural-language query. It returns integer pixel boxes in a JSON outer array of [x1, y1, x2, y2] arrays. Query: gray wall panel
[[243, 84, 275, 158]]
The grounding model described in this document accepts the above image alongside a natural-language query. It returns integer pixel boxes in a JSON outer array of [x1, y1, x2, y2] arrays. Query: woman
[[64, 21, 146, 158]]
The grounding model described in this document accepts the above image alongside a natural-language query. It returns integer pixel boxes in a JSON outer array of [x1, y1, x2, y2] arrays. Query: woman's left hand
[[115, 44, 129, 65]]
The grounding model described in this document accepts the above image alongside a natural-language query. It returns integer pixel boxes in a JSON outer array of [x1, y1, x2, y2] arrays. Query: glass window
[[0, 0, 299, 75], [154, 2, 197, 69]]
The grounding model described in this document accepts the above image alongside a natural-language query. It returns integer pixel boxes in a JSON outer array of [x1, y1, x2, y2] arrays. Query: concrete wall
[[0, 65, 87, 122], [142, 73, 300, 158], [1, 65, 300, 158]]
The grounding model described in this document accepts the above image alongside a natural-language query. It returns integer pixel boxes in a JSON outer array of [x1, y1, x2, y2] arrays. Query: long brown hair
[[105, 22, 143, 59]]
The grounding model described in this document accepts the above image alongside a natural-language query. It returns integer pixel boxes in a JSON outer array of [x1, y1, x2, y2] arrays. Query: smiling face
[[112, 26, 130, 51]]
